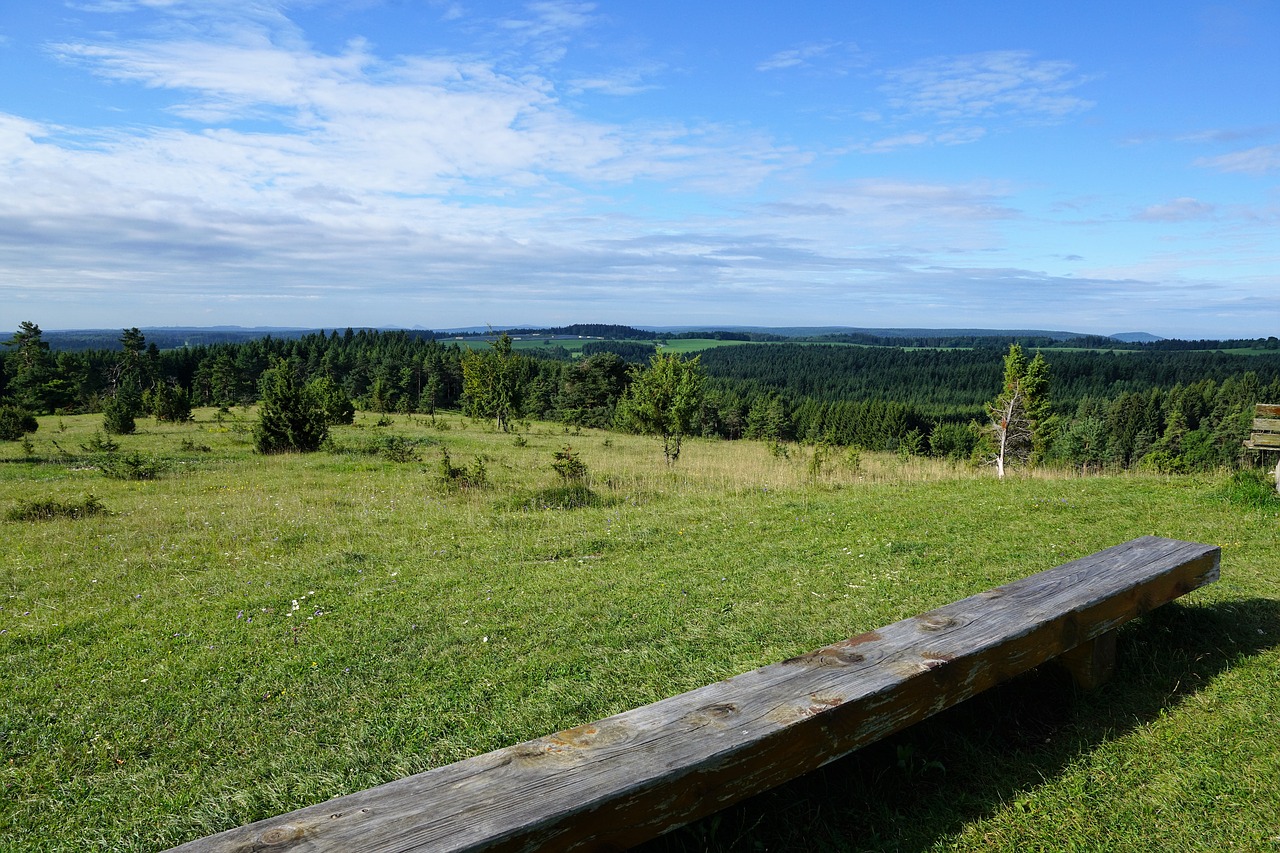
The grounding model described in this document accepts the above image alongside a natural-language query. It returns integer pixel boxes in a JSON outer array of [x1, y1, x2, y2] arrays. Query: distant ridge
[[35, 323, 1174, 351], [641, 326, 1111, 341], [1110, 331, 1166, 343]]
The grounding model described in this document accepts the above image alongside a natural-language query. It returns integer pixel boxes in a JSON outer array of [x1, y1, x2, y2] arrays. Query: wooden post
[[1060, 629, 1117, 689]]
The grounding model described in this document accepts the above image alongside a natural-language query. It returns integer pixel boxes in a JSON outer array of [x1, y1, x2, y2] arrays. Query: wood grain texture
[[167, 536, 1219, 853], [1246, 433, 1280, 448], [1252, 417, 1280, 432], [1255, 404, 1280, 419]]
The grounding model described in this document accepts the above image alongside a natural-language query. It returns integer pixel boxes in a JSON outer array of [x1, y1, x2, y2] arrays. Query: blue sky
[[1, 1, 1277, 337]]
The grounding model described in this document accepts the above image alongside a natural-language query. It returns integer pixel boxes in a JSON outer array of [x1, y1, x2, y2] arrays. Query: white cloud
[[1135, 197, 1217, 222], [1195, 143, 1280, 175], [494, 1, 597, 64], [757, 42, 837, 72], [880, 50, 1095, 124]]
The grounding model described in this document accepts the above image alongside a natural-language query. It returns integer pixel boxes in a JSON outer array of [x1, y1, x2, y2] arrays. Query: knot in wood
[[257, 824, 305, 845], [917, 614, 957, 632]]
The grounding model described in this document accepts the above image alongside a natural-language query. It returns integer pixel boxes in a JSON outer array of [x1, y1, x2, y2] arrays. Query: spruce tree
[[253, 360, 328, 453]]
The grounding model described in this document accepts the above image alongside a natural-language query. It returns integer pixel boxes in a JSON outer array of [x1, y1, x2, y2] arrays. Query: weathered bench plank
[[168, 536, 1218, 853], [1256, 404, 1280, 419]]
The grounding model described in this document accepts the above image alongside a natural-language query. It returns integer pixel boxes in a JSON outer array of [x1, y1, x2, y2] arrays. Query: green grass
[[2, 411, 1278, 851]]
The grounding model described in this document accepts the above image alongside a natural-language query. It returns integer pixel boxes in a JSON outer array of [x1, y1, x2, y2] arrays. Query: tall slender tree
[[987, 344, 1051, 479]]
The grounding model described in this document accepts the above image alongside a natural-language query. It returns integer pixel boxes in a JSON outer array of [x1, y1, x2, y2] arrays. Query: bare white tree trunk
[[990, 386, 1029, 480]]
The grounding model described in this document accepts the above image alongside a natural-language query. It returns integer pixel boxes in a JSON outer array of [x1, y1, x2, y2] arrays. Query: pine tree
[[253, 360, 329, 453], [987, 344, 1052, 478]]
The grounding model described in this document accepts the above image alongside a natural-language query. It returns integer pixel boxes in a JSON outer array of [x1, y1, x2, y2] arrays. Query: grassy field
[[2, 410, 1278, 852]]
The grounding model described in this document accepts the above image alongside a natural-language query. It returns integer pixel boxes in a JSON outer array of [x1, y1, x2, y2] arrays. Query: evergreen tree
[[144, 382, 194, 423], [2, 322, 56, 412], [307, 375, 355, 425], [253, 360, 328, 453], [102, 393, 137, 435], [986, 344, 1052, 478]]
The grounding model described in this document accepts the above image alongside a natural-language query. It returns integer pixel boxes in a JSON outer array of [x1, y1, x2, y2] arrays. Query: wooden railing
[[167, 536, 1219, 853]]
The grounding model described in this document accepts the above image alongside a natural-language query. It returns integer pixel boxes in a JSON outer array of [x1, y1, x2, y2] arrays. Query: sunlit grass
[[1, 409, 1277, 851]]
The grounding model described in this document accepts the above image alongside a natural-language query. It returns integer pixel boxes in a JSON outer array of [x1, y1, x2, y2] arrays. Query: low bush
[[551, 445, 588, 484], [0, 405, 38, 441], [504, 484, 604, 510], [438, 448, 487, 488], [99, 452, 168, 481], [7, 494, 109, 522], [80, 432, 120, 453]]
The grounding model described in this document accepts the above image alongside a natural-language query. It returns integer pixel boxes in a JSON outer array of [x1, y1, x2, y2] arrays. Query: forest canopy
[[3, 322, 1278, 474]]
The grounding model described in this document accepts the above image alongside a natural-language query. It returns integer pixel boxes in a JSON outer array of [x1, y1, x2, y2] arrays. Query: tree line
[[3, 321, 1277, 474]]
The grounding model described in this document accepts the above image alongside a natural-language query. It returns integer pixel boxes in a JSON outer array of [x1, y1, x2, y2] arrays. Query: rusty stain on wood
[[166, 536, 1220, 853]]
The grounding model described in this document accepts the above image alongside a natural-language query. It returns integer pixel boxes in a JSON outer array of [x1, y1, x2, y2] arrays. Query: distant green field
[[2, 411, 1278, 851], [656, 338, 756, 353]]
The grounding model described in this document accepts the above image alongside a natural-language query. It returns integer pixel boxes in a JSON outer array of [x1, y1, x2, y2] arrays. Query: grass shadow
[[634, 597, 1280, 853]]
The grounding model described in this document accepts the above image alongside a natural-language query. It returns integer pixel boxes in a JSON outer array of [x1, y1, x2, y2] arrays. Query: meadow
[[1, 409, 1278, 851]]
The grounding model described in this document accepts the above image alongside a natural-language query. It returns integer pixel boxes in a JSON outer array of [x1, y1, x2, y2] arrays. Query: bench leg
[[1060, 630, 1117, 690]]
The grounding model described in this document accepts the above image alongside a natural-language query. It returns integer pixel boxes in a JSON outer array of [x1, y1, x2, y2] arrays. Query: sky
[[1, 1, 1277, 338]]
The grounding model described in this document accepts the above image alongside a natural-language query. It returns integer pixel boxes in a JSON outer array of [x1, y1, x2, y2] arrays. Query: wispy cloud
[[756, 41, 857, 73], [1195, 143, 1280, 175], [494, 1, 597, 64], [567, 64, 662, 96], [1, 2, 1270, 337], [1135, 197, 1217, 222], [879, 50, 1095, 124]]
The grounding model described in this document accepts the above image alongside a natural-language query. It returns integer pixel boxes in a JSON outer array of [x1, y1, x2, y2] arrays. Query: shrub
[[307, 376, 355, 426], [378, 435, 420, 463], [0, 405, 38, 441], [102, 395, 136, 435], [99, 452, 167, 481], [807, 444, 830, 480], [6, 494, 109, 522], [551, 445, 588, 484], [80, 432, 120, 454], [929, 421, 979, 462], [438, 448, 487, 489], [517, 484, 602, 510]]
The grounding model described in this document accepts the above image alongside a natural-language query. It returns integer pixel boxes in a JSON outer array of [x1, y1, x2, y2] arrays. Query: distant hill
[[33, 323, 1170, 351], [41, 326, 323, 351], [1110, 332, 1166, 343], [642, 326, 1112, 341]]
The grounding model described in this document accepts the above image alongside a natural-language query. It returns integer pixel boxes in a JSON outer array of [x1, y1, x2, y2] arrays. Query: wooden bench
[[168, 535, 1219, 853], [1244, 403, 1280, 451], [1244, 404, 1280, 492]]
